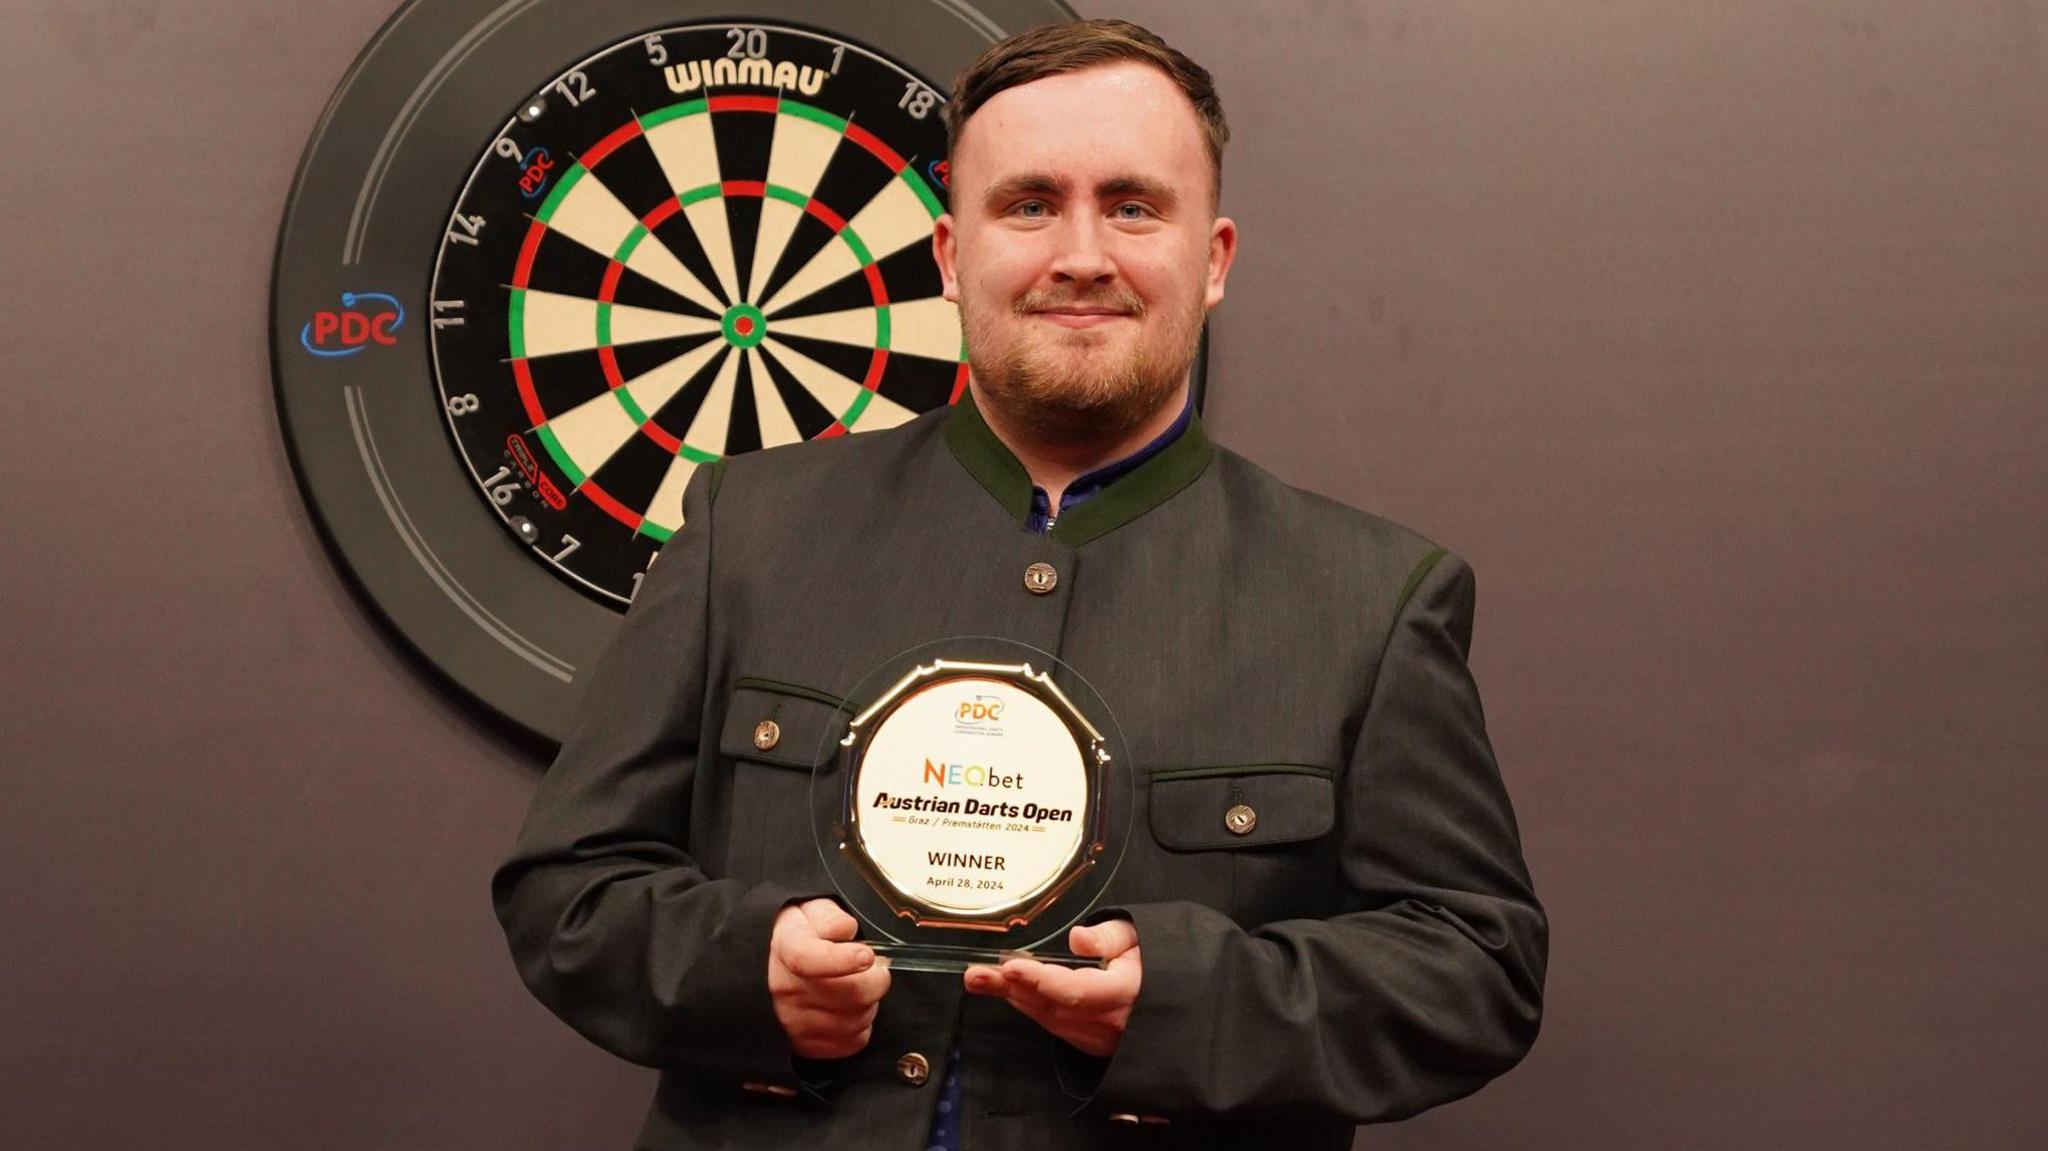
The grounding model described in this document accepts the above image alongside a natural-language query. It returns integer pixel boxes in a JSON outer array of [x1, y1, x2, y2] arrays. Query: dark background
[[3, 0, 2043, 1147]]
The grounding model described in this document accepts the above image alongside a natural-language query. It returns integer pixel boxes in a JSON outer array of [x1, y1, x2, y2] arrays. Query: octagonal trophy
[[812, 637, 1133, 972]]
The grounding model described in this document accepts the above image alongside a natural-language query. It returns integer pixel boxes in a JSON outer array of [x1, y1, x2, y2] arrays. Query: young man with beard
[[494, 19, 1546, 1151]]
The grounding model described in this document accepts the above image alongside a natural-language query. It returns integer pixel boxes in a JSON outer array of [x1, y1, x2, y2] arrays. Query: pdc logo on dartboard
[[299, 292, 405, 358]]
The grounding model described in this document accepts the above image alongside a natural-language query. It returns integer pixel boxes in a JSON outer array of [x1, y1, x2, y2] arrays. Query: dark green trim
[[707, 456, 730, 506], [1393, 546, 1448, 620], [733, 676, 849, 711], [1148, 763, 1333, 783], [943, 389, 1034, 520], [1049, 416, 1213, 547], [942, 387, 1216, 544]]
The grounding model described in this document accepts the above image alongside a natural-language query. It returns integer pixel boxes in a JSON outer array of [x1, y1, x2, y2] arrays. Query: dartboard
[[273, 0, 1170, 744]]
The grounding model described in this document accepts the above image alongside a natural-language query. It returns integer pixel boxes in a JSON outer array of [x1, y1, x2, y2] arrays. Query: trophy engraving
[[813, 641, 1131, 971]]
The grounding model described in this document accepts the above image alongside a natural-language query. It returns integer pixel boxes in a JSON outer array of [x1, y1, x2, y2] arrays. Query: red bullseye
[[735, 316, 754, 336]]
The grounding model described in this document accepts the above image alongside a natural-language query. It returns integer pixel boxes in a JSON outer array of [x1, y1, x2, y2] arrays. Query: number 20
[[726, 28, 767, 59]]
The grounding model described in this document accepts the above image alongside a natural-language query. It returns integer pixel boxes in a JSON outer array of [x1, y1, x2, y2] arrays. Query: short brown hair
[[944, 18, 1229, 204]]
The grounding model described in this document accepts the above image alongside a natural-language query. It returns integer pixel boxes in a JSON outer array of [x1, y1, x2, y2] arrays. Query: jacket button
[[752, 720, 781, 751], [1023, 562, 1058, 595], [894, 1051, 931, 1086], [1224, 803, 1257, 836]]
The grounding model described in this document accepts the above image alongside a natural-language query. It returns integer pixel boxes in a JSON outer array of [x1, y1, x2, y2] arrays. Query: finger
[[997, 957, 1053, 996], [789, 1020, 873, 1061], [991, 962, 1074, 1018], [972, 966, 1057, 1014], [963, 965, 1008, 998], [1008, 960, 1134, 1012], [1070, 919, 1139, 959], [801, 898, 860, 942], [995, 988, 1061, 1031], [803, 962, 892, 1009], [990, 993, 1120, 1058], [786, 994, 881, 1032], [782, 935, 875, 980]]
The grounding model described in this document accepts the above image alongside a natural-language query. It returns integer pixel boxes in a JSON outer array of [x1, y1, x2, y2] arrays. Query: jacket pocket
[[1144, 765, 1338, 925], [716, 678, 851, 888]]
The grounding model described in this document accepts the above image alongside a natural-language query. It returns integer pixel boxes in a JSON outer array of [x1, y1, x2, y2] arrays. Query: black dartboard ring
[[271, 0, 1204, 745]]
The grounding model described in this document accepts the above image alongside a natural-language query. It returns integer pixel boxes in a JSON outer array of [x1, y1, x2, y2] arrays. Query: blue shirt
[[1023, 394, 1196, 534]]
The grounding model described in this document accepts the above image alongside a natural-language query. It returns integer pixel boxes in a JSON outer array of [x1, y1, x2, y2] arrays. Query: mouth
[[1030, 307, 1131, 329]]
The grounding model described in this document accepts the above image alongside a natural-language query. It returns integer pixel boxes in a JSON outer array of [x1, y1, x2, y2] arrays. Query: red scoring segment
[[506, 94, 945, 520], [575, 118, 643, 168]]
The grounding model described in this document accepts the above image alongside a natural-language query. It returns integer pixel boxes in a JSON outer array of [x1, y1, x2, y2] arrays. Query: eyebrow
[[981, 173, 1180, 211]]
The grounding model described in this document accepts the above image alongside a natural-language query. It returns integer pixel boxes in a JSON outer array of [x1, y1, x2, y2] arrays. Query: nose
[[1047, 214, 1115, 286]]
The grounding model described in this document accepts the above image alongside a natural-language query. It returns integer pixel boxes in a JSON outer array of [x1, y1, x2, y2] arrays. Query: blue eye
[[1015, 200, 1047, 218], [1114, 202, 1149, 220]]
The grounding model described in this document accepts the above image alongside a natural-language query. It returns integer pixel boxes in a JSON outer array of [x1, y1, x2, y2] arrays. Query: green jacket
[[493, 393, 1547, 1150]]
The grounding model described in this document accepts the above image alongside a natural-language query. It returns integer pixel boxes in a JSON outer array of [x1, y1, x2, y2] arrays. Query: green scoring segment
[[505, 95, 963, 544]]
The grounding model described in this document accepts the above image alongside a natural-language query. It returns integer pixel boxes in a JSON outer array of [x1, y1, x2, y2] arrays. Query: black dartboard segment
[[431, 26, 979, 605], [273, 0, 1203, 744]]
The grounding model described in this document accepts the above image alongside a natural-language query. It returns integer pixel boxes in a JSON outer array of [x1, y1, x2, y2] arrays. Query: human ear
[[933, 213, 960, 303], [1204, 215, 1238, 310]]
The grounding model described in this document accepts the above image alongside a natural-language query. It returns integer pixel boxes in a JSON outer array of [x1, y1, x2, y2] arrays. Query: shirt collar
[[944, 386, 1214, 547], [1026, 392, 1193, 532]]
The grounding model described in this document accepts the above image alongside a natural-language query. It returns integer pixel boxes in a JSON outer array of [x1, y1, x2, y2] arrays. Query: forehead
[[953, 61, 1210, 193]]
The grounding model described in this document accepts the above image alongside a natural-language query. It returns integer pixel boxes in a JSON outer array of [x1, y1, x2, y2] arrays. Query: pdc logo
[[955, 694, 1004, 726], [300, 291, 405, 358]]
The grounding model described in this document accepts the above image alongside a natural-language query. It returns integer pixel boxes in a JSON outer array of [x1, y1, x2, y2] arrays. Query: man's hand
[[768, 898, 890, 1059], [963, 919, 1141, 1057]]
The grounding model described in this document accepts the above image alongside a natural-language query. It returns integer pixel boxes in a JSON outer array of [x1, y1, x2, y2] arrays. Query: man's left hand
[[963, 919, 1141, 1057]]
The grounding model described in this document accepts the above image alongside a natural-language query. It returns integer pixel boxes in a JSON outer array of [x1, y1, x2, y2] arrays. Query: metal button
[[752, 720, 781, 751], [1023, 562, 1058, 595], [1224, 803, 1258, 836], [894, 1051, 931, 1086]]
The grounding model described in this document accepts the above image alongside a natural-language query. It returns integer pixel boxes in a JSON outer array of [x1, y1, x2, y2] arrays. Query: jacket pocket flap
[[1148, 768, 1336, 850], [718, 679, 851, 771]]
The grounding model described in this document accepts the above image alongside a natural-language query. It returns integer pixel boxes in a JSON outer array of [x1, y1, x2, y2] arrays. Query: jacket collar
[[943, 386, 1215, 547]]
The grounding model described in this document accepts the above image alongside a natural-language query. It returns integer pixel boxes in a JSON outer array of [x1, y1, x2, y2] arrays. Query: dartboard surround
[[270, 1, 1172, 743]]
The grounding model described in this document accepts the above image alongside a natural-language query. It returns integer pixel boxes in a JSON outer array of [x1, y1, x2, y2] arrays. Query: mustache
[[1011, 287, 1146, 317]]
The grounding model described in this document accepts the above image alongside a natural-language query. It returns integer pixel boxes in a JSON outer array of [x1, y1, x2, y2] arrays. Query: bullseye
[[721, 301, 768, 349]]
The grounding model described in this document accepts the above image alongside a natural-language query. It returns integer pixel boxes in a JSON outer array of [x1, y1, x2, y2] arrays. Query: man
[[494, 19, 1545, 1150]]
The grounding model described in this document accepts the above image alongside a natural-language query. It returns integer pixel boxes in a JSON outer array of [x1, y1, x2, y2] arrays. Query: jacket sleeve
[[491, 461, 808, 1081], [1089, 551, 1548, 1122]]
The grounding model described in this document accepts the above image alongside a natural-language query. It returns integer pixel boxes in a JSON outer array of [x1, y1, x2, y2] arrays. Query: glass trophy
[[811, 637, 1132, 973]]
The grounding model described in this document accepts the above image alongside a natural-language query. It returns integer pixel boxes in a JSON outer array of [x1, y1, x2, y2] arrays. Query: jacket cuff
[[1069, 901, 1223, 1115], [674, 882, 810, 1086]]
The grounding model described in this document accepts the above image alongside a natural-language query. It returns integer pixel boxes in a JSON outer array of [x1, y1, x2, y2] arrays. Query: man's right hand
[[768, 898, 891, 1059]]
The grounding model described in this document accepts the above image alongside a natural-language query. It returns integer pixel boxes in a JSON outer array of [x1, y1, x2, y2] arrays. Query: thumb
[[802, 898, 860, 942]]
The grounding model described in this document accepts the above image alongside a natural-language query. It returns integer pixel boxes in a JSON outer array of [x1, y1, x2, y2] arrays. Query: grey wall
[[3, 1, 2043, 1148]]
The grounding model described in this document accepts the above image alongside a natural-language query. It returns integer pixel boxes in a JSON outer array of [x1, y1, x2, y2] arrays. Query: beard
[[961, 282, 1205, 444]]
